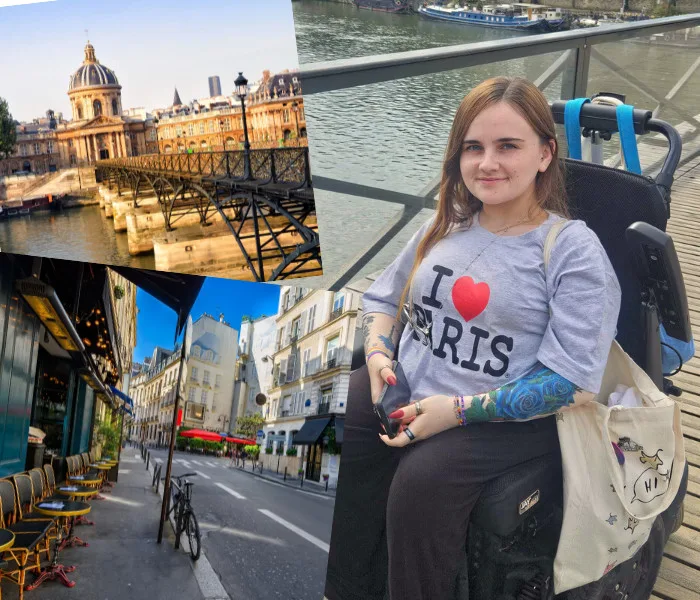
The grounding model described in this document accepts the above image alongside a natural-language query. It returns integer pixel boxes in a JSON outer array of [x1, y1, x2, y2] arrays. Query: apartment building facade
[[231, 315, 277, 432], [263, 285, 358, 483], [180, 314, 239, 433]]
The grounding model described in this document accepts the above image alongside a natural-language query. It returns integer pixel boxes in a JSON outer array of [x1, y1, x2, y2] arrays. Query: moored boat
[[418, 2, 565, 32], [354, 0, 413, 14]]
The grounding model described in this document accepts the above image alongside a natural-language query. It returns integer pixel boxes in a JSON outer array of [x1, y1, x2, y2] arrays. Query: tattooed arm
[[362, 312, 402, 359], [379, 362, 596, 446], [362, 312, 404, 403], [456, 363, 595, 424]]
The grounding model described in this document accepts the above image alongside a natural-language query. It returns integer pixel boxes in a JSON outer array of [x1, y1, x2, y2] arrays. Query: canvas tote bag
[[543, 219, 686, 594]]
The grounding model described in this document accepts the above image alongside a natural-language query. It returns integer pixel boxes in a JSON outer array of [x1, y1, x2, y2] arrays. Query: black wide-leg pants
[[324, 365, 561, 600]]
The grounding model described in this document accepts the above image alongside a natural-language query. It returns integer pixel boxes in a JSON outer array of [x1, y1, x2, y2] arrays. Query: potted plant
[[286, 447, 298, 456], [322, 474, 329, 482], [265, 447, 273, 455], [297, 468, 304, 477]]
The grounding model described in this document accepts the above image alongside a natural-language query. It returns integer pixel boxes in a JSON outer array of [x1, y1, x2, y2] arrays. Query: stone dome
[[68, 42, 120, 92]]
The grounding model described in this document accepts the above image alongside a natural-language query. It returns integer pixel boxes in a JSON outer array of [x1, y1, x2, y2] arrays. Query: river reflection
[[0, 205, 155, 270]]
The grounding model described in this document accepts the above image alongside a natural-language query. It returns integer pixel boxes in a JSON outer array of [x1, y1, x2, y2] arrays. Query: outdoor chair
[[11, 475, 59, 552], [0, 480, 50, 600], [42, 464, 57, 496]]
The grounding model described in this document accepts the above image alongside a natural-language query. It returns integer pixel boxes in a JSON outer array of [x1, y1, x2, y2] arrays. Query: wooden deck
[[654, 148, 700, 600]]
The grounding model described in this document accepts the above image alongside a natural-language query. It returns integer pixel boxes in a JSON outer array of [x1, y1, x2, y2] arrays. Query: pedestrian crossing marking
[[215, 482, 246, 500], [259, 509, 329, 553], [206, 461, 218, 468], [192, 460, 203, 466], [195, 470, 211, 480]]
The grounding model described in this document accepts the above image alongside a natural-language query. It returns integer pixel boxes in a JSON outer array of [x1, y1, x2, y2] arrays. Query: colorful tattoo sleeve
[[458, 363, 583, 424]]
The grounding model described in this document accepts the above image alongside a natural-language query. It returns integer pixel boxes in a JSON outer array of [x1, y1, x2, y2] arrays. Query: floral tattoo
[[457, 364, 581, 424]]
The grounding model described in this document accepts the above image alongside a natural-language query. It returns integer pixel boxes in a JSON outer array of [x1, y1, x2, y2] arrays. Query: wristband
[[366, 349, 390, 363]]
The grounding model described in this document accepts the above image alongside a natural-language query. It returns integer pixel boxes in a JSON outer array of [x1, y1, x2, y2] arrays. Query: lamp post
[[153, 117, 160, 155], [219, 119, 225, 152], [291, 101, 300, 145], [234, 72, 252, 180]]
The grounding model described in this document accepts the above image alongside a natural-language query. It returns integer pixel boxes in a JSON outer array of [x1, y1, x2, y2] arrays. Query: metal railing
[[298, 14, 700, 290], [98, 147, 312, 186]]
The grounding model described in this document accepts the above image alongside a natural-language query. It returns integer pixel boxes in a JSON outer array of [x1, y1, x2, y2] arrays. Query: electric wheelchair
[[343, 99, 691, 600]]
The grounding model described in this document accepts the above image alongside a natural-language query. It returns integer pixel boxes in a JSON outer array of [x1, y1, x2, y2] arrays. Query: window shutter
[[279, 359, 287, 384], [298, 310, 307, 338]]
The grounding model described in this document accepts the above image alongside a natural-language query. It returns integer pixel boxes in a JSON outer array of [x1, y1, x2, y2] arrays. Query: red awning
[[225, 436, 257, 445], [179, 429, 223, 442]]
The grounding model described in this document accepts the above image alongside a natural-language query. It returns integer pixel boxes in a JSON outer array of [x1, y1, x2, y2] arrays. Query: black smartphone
[[373, 361, 411, 439]]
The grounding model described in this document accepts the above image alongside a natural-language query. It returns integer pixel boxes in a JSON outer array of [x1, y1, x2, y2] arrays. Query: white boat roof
[[511, 3, 552, 7]]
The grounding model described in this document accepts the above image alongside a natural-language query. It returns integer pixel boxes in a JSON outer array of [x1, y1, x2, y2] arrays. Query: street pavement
[[149, 447, 335, 600]]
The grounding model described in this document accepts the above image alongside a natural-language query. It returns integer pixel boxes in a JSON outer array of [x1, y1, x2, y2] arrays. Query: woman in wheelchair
[[326, 77, 623, 600]]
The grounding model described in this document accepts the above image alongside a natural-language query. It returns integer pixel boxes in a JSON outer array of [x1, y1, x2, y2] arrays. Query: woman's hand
[[379, 394, 457, 447], [367, 353, 396, 405]]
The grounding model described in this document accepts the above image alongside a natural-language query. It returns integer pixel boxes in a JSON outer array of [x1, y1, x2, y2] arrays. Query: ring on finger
[[404, 427, 416, 442], [414, 401, 423, 416]]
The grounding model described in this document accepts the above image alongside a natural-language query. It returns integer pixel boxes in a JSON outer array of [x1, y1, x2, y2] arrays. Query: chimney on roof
[[219, 313, 224, 322]]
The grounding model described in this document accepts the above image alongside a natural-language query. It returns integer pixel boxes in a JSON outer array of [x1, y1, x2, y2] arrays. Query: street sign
[[256, 430, 264, 438]]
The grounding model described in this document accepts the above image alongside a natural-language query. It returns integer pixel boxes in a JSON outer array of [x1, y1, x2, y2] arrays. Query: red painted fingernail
[[387, 376, 397, 386], [388, 409, 404, 419]]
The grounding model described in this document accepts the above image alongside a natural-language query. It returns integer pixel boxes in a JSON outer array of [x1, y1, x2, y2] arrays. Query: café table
[[55, 484, 100, 526], [26, 500, 91, 590], [67, 474, 105, 500], [0, 528, 15, 552], [89, 462, 115, 492]]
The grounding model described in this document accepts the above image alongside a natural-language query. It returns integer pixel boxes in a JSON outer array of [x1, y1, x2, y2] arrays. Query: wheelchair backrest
[[561, 158, 668, 367]]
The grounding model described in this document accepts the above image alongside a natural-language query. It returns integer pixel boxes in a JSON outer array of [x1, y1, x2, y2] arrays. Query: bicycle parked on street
[[164, 472, 201, 561]]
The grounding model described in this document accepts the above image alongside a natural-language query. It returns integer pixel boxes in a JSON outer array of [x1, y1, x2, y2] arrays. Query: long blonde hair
[[398, 76, 570, 314]]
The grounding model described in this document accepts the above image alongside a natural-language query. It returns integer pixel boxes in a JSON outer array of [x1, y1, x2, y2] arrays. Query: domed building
[[68, 42, 123, 121], [53, 41, 155, 166]]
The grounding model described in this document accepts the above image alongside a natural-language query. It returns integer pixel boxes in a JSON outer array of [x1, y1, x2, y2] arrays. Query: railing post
[[226, 152, 230, 178], [270, 150, 277, 183], [304, 148, 311, 186], [562, 38, 591, 101]]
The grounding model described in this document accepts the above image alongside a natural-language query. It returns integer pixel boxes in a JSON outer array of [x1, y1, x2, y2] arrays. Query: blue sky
[[0, 0, 300, 121], [134, 278, 280, 364]]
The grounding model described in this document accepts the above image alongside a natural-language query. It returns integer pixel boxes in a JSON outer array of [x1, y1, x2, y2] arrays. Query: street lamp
[[153, 117, 160, 155], [234, 71, 252, 180], [219, 119, 225, 152], [291, 101, 300, 143]]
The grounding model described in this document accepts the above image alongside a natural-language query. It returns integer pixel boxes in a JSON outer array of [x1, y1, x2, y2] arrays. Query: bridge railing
[[297, 14, 700, 289], [98, 147, 312, 186]]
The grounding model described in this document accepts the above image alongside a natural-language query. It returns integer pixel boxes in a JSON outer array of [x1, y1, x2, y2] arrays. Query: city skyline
[[134, 277, 281, 365], [0, 0, 301, 121]]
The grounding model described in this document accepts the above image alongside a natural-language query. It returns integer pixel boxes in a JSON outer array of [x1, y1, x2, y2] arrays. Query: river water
[[292, 0, 699, 286], [0, 206, 155, 270]]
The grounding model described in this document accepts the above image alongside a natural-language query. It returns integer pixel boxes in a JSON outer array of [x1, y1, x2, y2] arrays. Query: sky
[[134, 278, 280, 365], [0, 0, 301, 121]]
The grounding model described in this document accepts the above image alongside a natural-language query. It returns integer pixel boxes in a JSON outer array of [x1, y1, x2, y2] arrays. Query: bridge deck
[[654, 150, 700, 600]]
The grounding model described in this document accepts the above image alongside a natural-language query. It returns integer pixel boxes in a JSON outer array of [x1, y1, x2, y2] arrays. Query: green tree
[[235, 413, 265, 439], [0, 97, 17, 160]]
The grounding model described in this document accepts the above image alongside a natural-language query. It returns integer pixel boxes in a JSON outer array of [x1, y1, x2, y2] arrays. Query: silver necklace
[[401, 211, 542, 349]]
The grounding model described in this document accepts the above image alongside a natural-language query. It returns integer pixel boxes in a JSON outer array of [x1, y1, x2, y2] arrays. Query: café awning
[[109, 386, 134, 408], [225, 436, 256, 445], [179, 429, 222, 442], [293, 417, 331, 445], [110, 267, 204, 336]]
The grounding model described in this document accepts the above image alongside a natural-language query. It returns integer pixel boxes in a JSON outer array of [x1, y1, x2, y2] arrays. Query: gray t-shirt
[[362, 211, 622, 401]]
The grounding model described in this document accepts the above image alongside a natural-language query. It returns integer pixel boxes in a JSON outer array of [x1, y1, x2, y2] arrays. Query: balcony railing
[[298, 14, 700, 290], [317, 402, 330, 415], [329, 308, 344, 322]]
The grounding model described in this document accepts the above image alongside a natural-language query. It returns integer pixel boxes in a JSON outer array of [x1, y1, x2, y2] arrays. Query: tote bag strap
[[543, 219, 569, 277]]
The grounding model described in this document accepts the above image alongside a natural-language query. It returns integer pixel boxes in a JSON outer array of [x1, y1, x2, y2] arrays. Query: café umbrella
[[179, 429, 223, 442]]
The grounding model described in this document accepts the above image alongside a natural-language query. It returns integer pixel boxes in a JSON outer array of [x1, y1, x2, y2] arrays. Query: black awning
[[110, 267, 204, 336], [293, 417, 331, 445], [335, 417, 344, 445]]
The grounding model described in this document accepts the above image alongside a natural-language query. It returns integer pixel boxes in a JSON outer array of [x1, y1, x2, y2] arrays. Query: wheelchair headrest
[[562, 158, 668, 367]]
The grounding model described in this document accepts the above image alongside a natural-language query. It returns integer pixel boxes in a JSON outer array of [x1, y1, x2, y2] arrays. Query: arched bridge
[[95, 148, 320, 282]]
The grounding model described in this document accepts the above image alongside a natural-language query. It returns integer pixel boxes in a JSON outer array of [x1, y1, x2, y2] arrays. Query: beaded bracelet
[[366, 349, 390, 362], [453, 395, 466, 427]]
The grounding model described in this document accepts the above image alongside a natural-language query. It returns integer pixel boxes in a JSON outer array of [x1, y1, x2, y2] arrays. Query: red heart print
[[452, 276, 490, 322]]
